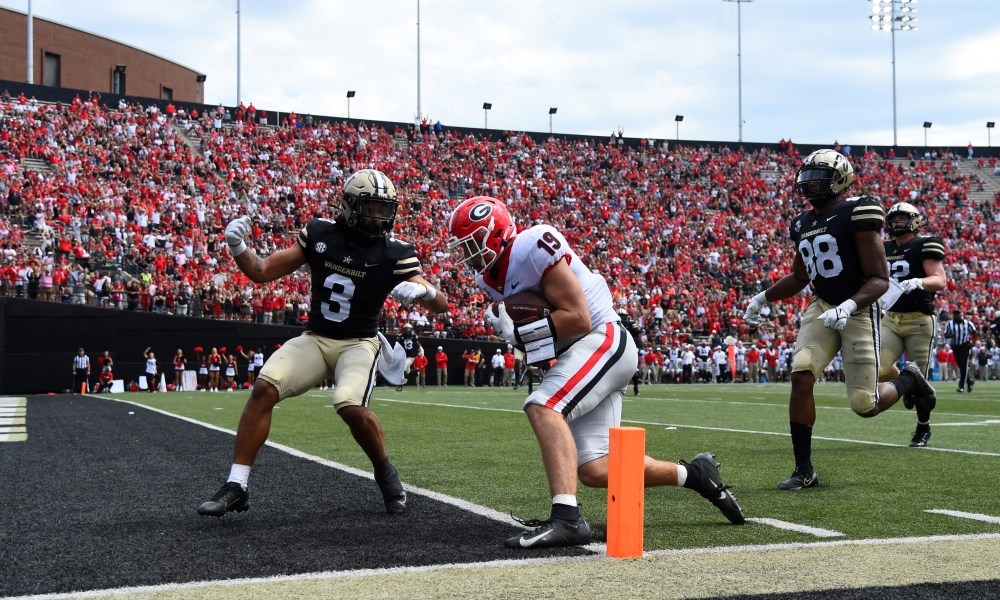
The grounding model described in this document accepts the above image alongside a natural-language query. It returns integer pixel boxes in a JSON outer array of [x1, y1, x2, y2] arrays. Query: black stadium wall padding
[[0, 298, 503, 394]]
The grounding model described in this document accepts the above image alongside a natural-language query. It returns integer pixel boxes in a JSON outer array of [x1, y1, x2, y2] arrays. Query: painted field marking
[[0, 398, 27, 443], [925, 509, 1000, 525], [746, 517, 845, 538], [932, 420, 1000, 427], [99, 396, 530, 530], [374, 397, 1000, 457], [14, 531, 1000, 600]]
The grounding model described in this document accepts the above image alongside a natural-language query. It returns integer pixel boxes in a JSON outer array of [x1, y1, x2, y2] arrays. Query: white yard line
[[377, 397, 1000, 457], [746, 517, 845, 538], [925, 509, 1000, 525], [10, 532, 1000, 600]]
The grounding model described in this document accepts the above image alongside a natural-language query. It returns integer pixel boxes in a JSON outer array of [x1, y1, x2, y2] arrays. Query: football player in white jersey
[[448, 196, 745, 549]]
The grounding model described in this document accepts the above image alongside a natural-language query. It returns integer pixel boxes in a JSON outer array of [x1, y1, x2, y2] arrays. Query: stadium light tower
[[988, 121, 995, 148], [483, 102, 492, 130], [870, 0, 918, 148], [723, 0, 752, 144], [923, 121, 931, 147], [675, 115, 684, 142], [549, 107, 557, 135], [346, 90, 356, 119]]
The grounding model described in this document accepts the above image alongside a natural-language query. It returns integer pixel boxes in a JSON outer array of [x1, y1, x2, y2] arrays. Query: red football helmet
[[447, 196, 516, 274]]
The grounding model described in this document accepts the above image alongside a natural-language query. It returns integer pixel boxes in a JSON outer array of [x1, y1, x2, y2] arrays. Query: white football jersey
[[478, 224, 618, 352]]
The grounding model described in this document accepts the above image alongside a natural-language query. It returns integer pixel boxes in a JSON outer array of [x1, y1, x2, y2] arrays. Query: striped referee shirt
[[944, 319, 976, 347], [73, 355, 90, 371]]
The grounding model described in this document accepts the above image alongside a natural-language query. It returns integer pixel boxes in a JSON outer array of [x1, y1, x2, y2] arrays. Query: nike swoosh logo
[[364, 262, 379, 267], [519, 529, 552, 547], [510, 282, 520, 290], [826, 215, 836, 222]]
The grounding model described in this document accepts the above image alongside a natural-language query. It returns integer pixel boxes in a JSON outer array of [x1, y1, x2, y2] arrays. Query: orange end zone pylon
[[607, 426, 645, 558]]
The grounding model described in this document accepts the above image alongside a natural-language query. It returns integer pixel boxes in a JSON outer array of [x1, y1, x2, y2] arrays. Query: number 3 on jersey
[[321, 273, 355, 322], [798, 234, 844, 280]]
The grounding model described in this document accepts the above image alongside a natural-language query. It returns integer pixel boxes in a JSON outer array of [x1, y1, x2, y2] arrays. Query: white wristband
[[229, 240, 247, 257], [516, 316, 556, 345], [524, 337, 556, 364], [421, 283, 436, 301]]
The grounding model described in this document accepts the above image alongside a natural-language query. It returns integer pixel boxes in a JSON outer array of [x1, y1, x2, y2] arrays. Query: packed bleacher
[[2, 91, 999, 352]]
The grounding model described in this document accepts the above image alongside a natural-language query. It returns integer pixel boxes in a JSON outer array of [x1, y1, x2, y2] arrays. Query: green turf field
[[120, 380, 1000, 550]]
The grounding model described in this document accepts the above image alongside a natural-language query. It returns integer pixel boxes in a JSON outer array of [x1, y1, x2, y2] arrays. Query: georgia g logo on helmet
[[469, 203, 493, 221], [447, 196, 515, 275]]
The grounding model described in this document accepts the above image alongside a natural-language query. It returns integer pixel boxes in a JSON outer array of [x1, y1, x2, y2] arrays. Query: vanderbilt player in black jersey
[[198, 169, 448, 518], [879, 202, 947, 447], [743, 150, 936, 490]]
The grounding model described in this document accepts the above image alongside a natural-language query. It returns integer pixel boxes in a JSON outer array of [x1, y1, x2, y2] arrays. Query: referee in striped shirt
[[73, 348, 91, 393], [944, 310, 977, 393]]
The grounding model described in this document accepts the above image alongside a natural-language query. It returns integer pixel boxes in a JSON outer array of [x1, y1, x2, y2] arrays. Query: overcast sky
[[4, 0, 999, 148]]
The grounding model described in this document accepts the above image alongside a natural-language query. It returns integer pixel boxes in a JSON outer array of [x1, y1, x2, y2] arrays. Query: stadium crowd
[[2, 92, 999, 367]]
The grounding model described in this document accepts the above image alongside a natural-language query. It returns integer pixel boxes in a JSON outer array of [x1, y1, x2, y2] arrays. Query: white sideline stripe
[[10, 532, 1000, 600], [933, 420, 1000, 427], [0, 433, 27, 442], [746, 517, 845, 538], [95, 396, 530, 529], [0, 408, 26, 415], [379, 398, 1000, 458], [925, 509, 1000, 525], [0, 426, 27, 433], [651, 394, 1000, 420], [0, 417, 26, 425]]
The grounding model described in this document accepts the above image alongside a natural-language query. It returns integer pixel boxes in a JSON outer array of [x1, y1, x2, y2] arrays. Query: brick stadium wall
[[0, 7, 203, 103], [0, 298, 502, 394]]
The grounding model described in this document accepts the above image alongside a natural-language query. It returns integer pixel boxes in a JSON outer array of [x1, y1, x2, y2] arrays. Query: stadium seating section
[[2, 92, 999, 349]]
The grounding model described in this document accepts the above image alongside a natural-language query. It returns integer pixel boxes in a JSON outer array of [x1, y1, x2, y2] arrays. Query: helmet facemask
[[446, 196, 514, 276], [344, 195, 399, 239], [886, 203, 923, 237], [795, 149, 854, 208], [341, 169, 399, 240], [448, 220, 498, 275]]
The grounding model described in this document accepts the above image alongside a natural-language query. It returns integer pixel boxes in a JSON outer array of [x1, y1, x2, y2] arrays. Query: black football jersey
[[885, 236, 946, 315], [789, 196, 884, 305], [399, 331, 419, 357], [298, 219, 420, 338]]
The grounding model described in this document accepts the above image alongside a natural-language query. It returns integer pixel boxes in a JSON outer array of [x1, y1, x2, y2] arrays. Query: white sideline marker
[[925, 509, 1000, 525], [746, 517, 845, 538]]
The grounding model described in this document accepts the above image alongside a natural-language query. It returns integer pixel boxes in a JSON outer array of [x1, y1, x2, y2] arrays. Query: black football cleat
[[909, 428, 931, 448], [682, 452, 745, 524], [901, 362, 936, 412], [376, 463, 407, 514], [197, 481, 249, 517], [778, 467, 820, 490], [504, 516, 592, 549]]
